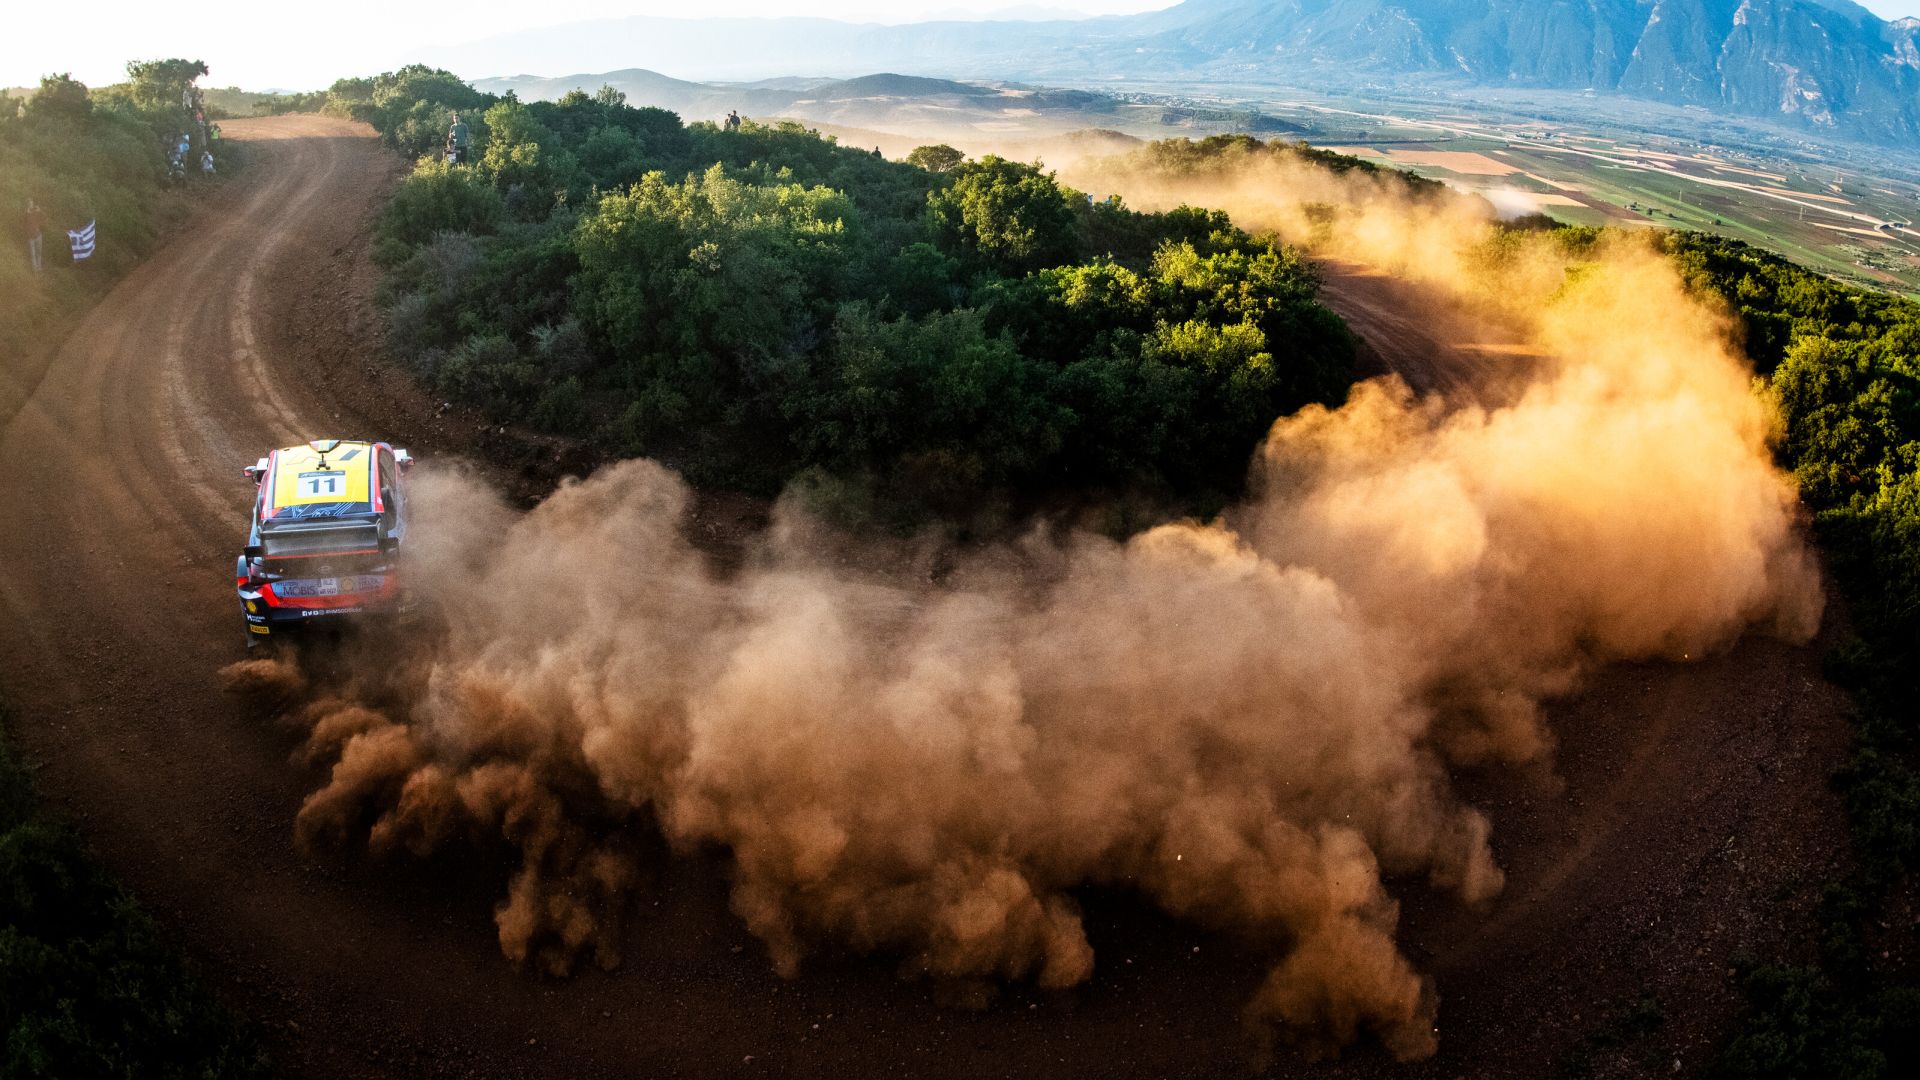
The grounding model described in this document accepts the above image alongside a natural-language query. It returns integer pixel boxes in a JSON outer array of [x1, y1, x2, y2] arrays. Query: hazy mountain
[[481, 68, 807, 120], [1120, 0, 1920, 141], [479, 69, 1003, 125], [426, 0, 1920, 144], [477, 66, 1302, 140]]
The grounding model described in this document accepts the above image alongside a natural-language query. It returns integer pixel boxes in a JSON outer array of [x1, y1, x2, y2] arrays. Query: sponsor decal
[[273, 575, 385, 598]]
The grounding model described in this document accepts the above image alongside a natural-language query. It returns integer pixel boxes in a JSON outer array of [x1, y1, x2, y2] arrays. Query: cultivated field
[[1194, 86, 1920, 293]]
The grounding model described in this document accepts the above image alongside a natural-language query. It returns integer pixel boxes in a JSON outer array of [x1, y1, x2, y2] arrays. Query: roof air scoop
[[309, 438, 342, 470]]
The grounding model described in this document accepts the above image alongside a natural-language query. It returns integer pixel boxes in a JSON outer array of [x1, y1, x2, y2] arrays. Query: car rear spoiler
[[258, 518, 382, 558]]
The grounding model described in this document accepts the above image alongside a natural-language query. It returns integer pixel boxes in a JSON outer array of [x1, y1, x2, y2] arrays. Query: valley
[[483, 65, 1920, 292]]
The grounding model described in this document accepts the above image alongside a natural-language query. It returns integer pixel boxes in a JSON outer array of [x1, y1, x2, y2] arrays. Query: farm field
[[1202, 86, 1920, 292], [767, 77, 1920, 293]]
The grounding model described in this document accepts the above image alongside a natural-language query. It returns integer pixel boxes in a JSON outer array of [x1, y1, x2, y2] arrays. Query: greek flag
[[68, 220, 96, 261]]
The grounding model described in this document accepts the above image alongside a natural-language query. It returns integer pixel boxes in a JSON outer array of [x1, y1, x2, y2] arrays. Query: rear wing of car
[[249, 518, 384, 560]]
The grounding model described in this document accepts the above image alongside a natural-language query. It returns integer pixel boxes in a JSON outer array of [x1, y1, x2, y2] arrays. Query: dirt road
[[1312, 258, 1539, 397], [0, 115, 1855, 1078]]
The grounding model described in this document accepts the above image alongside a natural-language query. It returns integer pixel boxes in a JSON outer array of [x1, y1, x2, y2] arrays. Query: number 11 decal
[[299, 471, 345, 497]]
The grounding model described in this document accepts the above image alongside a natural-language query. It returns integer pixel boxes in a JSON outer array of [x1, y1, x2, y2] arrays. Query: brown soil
[[0, 115, 1854, 1079], [1314, 257, 1542, 398]]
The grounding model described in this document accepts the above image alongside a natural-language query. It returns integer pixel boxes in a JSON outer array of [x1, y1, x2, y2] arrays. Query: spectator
[[447, 112, 470, 164], [23, 198, 46, 273], [724, 110, 741, 132], [201, 149, 215, 173]]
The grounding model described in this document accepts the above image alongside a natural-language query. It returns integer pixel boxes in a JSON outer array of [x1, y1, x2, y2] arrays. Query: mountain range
[[475, 69, 1300, 143], [424, 0, 1920, 145]]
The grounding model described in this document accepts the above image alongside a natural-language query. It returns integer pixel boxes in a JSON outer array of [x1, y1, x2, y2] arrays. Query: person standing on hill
[[23, 198, 46, 274], [447, 113, 470, 164]]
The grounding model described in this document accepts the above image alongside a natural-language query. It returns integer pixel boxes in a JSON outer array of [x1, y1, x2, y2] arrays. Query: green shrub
[[378, 163, 504, 247], [0, 720, 266, 1078]]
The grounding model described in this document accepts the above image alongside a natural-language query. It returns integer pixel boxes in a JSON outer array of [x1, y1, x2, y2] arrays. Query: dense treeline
[[1091, 130, 1451, 194], [1, 60, 231, 354], [201, 86, 328, 118], [0, 715, 267, 1077], [342, 67, 1356, 520], [1663, 233, 1920, 1080]]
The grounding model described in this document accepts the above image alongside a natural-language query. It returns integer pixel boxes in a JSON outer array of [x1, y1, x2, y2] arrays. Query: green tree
[[927, 156, 1080, 275], [329, 65, 495, 158], [906, 144, 964, 173], [22, 75, 91, 124], [123, 58, 207, 113], [574, 165, 854, 461], [479, 99, 571, 203]]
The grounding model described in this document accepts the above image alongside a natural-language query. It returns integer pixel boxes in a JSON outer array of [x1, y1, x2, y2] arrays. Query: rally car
[[236, 439, 413, 646]]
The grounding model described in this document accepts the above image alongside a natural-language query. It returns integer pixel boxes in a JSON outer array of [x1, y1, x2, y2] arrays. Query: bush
[[0, 718, 266, 1078], [378, 163, 504, 247]]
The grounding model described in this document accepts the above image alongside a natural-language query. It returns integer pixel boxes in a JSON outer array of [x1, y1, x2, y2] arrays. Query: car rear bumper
[[238, 584, 399, 638]]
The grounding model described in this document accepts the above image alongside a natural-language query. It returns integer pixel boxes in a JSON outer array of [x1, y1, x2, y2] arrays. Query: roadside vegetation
[[333, 67, 1358, 524], [0, 59, 233, 357], [0, 713, 267, 1077], [2, 58, 263, 1077], [201, 86, 328, 118], [1659, 234, 1920, 1079]]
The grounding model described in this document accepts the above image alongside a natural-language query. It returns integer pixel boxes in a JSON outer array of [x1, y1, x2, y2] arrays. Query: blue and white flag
[[68, 220, 95, 261]]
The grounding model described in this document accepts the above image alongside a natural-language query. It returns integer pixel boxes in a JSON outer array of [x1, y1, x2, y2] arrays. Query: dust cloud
[[1062, 140, 1585, 332], [226, 156, 1822, 1060]]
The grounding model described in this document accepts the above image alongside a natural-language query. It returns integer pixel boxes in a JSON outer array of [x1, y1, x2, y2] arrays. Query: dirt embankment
[[0, 115, 1854, 1078]]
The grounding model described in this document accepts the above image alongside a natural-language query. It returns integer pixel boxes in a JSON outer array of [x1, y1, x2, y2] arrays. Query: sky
[[6, 0, 1919, 92], [1, 1, 1169, 91]]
